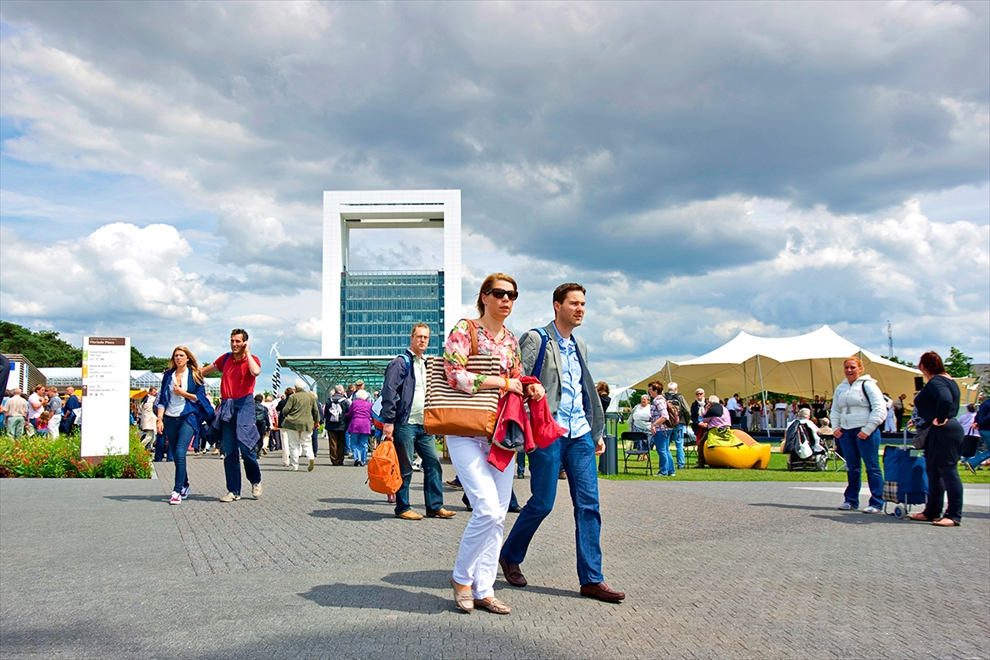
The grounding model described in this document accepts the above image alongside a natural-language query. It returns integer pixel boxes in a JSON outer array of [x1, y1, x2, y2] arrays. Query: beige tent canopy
[[627, 325, 922, 400]]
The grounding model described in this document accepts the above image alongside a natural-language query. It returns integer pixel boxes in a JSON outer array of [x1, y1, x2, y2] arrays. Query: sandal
[[932, 518, 960, 527], [907, 513, 931, 522]]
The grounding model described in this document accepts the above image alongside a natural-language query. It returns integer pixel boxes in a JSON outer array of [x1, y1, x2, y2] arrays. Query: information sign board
[[81, 337, 131, 456]]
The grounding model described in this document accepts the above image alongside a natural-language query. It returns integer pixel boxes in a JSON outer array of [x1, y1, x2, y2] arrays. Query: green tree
[[944, 346, 975, 378], [882, 355, 916, 368], [0, 321, 82, 367], [1, 322, 169, 371]]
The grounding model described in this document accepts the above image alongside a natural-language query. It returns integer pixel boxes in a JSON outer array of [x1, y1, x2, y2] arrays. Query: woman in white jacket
[[830, 356, 888, 513]]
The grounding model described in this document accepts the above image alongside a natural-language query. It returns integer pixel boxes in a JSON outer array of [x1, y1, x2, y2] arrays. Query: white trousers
[[447, 435, 515, 599], [284, 429, 314, 467]]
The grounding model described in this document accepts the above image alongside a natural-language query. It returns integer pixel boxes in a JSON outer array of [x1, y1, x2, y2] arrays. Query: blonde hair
[[844, 356, 864, 370], [169, 346, 204, 385]]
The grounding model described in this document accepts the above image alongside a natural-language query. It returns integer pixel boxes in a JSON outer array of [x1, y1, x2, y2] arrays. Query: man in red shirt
[[201, 328, 263, 502]]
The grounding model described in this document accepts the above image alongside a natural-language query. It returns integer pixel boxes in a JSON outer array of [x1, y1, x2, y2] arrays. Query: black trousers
[[922, 461, 963, 522]]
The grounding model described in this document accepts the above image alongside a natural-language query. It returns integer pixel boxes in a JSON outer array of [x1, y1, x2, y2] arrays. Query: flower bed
[[0, 427, 152, 478]]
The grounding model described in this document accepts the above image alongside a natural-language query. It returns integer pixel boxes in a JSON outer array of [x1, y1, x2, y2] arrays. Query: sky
[[1, 1, 988, 392]]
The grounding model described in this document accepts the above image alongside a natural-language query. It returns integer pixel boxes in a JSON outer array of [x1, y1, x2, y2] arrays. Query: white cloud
[[0, 222, 225, 323]]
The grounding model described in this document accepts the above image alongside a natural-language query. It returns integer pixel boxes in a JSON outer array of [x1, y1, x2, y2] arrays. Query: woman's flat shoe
[[907, 513, 931, 522], [451, 579, 473, 612], [473, 597, 511, 615], [932, 518, 960, 527]]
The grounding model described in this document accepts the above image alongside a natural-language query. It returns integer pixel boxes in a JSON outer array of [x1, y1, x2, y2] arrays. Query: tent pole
[[757, 355, 769, 438]]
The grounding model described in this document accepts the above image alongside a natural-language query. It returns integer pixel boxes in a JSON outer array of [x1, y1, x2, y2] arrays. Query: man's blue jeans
[[652, 428, 674, 475], [163, 415, 194, 495], [221, 419, 262, 496], [670, 424, 685, 469], [392, 423, 444, 515], [501, 432, 604, 586], [965, 430, 990, 469], [837, 427, 883, 509]]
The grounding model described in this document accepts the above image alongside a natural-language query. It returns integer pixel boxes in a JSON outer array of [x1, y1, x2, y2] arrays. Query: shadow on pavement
[[103, 494, 167, 503], [309, 508, 384, 522], [382, 569, 450, 588], [317, 497, 382, 505], [299, 583, 449, 614]]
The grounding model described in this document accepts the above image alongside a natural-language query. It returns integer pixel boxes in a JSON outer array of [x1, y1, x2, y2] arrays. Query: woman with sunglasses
[[444, 272, 544, 615]]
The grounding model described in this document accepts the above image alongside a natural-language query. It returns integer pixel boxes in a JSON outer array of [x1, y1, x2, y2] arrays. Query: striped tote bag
[[424, 354, 501, 439]]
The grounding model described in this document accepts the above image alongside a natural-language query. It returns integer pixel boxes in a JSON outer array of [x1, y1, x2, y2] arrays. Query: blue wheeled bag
[[882, 445, 928, 519]]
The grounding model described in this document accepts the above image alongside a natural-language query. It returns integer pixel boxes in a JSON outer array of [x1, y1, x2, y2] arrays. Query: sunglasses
[[485, 288, 518, 301]]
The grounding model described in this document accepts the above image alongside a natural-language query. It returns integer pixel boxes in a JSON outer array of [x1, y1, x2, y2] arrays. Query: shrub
[[0, 426, 151, 479]]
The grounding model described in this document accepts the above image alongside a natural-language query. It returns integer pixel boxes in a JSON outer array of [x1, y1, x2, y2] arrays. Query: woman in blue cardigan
[[156, 346, 212, 505]]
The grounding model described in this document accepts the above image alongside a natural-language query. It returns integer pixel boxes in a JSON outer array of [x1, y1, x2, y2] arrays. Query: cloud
[[1, 1, 987, 386], [0, 222, 225, 324]]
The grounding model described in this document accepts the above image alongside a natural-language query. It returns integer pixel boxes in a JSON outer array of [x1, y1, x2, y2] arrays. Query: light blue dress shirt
[[552, 323, 591, 439]]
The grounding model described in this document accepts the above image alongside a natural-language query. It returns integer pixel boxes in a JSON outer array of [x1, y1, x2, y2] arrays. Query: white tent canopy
[[626, 325, 922, 400]]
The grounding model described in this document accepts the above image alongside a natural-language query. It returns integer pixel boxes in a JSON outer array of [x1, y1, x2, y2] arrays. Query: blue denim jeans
[[837, 427, 883, 509], [154, 431, 173, 462], [671, 424, 685, 469], [652, 429, 674, 475], [163, 415, 195, 494], [345, 432, 352, 455], [352, 433, 369, 464], [392, 423, 444, 515], [965, 430, 990, 469], [221, 419, 262, 496], [500, 432, 604, 586]]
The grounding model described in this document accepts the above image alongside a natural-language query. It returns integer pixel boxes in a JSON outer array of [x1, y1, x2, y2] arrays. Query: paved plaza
[[1, 450, 988, 659]]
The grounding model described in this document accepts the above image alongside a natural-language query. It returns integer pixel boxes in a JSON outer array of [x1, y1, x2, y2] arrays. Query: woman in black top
[[909, 351, 965, 526]]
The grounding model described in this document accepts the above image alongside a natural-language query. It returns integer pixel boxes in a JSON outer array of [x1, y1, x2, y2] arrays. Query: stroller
[[783, 418, 827, 471]]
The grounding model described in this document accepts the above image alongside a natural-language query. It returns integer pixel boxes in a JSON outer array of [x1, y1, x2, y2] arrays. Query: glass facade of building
[[341, 271, 444, 356]]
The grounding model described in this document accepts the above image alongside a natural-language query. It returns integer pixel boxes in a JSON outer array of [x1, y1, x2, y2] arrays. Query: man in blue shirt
[[499, 283, 624, 603]]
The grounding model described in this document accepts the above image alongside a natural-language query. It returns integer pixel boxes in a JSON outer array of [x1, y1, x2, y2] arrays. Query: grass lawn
[[598, 426, 990, 484]]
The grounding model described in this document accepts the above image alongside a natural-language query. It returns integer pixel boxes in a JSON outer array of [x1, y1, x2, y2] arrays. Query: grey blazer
[[520, 321, 605, 442]]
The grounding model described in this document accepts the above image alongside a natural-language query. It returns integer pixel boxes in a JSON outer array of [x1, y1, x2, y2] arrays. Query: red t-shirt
[[214, 353, 261, 400]]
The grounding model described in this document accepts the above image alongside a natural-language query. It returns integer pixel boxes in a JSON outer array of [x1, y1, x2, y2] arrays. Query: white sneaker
[[169, 492, 181, 505], [252, 483, 263, 499], [837, 502, 855, 511], [219, 492, 240, 503], [863, 506, 882, 514], [291, 464, 299, 471]]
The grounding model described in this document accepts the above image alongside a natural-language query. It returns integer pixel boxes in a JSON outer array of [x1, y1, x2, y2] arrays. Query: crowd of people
[[1, 281, 988, 613], [0, 384, 80, 439]]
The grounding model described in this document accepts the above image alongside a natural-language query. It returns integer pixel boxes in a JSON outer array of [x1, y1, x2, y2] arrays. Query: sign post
[[81, 337, 131, 458]]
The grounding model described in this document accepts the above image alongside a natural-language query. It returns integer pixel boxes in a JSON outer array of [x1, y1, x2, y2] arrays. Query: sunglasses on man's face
[[485, 288, 518, 300]]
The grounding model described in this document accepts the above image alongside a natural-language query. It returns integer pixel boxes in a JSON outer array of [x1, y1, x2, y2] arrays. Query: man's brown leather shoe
[[499, 558, 527, 587], [427, 508, 456, 519], [580, 582, 625, 602], [395, 510, 424, 520]]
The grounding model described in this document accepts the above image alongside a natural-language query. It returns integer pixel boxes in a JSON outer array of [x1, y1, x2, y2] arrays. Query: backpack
[[664, 394, 680, 426], [367, 440, 402, 494], [326, 398, 343, 424]]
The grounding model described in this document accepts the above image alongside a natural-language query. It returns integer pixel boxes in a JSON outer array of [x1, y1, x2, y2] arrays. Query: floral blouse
[[444, 319, 522, 393]]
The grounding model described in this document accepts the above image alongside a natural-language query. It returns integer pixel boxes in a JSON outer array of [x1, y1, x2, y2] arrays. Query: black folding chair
[[621, 431, 651, 474]]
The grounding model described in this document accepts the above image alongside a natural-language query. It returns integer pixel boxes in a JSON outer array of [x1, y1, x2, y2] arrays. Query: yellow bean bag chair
[[704, 428, 771, 470]]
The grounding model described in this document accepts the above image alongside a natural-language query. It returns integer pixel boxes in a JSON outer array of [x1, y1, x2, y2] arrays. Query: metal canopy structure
[[278, 356, 395, 396]]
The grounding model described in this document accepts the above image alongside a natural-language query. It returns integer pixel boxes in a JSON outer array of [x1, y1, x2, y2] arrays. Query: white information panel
[[81, 336, 131, 457]]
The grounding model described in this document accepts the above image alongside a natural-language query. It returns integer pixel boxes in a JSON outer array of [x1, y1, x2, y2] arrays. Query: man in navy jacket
[[380, 323, 454, 521]]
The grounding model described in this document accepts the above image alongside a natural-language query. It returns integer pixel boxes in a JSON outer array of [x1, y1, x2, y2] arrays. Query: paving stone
[[1, 452, 988, 659]]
